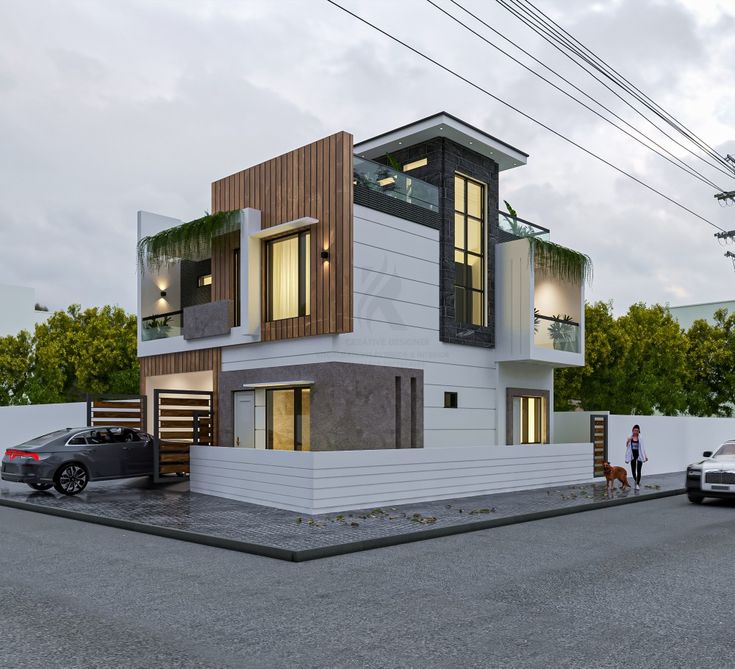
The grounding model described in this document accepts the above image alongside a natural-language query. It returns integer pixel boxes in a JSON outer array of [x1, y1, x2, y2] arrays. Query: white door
[[234, 391, 255, 448]]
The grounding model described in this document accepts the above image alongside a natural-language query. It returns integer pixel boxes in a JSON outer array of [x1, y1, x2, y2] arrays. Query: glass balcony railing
[[141, 310, 183, 341], [498, 211, 550, 241], [353, 156, 439, 212], [534, 313, 580, 353]]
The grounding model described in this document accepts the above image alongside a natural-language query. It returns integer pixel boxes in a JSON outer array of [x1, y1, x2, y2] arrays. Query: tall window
[[266, 230, 310, 321], [454, 174, 485, 326], [506, 389, 549, 445], [266, 388, 311, 451], [233, 248, 241, 327]]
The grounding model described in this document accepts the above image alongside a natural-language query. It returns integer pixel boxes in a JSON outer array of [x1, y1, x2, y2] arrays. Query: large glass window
[[266, 230, 310, 321], [266, 388, 311, 451], [454, 174, 485, 326]]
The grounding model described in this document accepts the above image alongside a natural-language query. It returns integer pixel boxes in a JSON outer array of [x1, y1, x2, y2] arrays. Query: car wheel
[[27, 482, 53, 491], [53, 464, 89, 495], [687, 493, 704, 504]]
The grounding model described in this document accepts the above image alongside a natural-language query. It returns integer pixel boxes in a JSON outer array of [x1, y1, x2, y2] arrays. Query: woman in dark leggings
[[625, 424, 648, 490]]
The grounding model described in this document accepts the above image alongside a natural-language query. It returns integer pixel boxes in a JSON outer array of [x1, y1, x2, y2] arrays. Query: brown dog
[[603, 461, 631, 490]]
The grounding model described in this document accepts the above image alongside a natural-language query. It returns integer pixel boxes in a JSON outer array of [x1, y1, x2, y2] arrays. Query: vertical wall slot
[[395, 376, 402, 449], [410, 376, 417, 448]]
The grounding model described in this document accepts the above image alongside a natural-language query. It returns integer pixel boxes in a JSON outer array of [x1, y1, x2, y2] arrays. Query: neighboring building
[[668, 299, 735, 331], [137, 112, 586, 471], [0, 283, 50, 337]]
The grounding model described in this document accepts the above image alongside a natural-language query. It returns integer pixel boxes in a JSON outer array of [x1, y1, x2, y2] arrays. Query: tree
[[0, 330, 33, 405], [684, 308, 735, 417], [0, 305, 139, 405], [555, 301, 689, 415]]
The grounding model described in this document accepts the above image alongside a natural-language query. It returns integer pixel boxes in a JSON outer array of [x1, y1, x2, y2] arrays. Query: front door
[[234, 391, 255, 448]]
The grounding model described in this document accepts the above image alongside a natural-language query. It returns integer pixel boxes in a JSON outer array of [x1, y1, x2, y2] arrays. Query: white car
[[686, 440, 735, 504]]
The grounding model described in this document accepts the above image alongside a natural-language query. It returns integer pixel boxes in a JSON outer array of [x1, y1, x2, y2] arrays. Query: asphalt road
[[1, 495, 733, 669]]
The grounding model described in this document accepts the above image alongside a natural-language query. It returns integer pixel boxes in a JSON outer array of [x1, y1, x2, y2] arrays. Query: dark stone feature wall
[[180, 259, 212, 309], [372, 138, 499, 348], [218, 362, 424, 451], [354, 185, 440, 229], [183, 300, 233, 340]]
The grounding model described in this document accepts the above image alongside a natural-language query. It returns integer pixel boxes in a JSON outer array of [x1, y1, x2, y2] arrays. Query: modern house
[[136, 112, 591, 512]]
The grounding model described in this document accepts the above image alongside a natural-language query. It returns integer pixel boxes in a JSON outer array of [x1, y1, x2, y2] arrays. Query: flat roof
[[354, 112, 528, 171]]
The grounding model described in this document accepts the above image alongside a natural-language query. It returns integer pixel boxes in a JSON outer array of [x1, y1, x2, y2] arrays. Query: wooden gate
[[87, 395, 146, 430], [153, 389, 213, 482], [590, 414, 608, 477]]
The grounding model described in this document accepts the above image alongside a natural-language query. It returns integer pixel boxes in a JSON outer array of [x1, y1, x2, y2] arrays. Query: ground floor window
[[266, 387, 311, 451], [506, 388, 549, 445]]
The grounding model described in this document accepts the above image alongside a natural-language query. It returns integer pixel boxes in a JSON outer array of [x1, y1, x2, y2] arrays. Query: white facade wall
[[0, 283, 50, 337], [0, 402, 87, 446], [554, 411, 735, 475], [190, 443, 592, 514], [222, 205, 505, 447]]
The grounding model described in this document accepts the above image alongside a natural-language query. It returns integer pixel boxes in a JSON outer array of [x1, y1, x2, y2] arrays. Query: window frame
[[505, 388, 550, 445], [266, 386, 311, 451], [264, 229, 311, 322], [453, 173, 486, 327]]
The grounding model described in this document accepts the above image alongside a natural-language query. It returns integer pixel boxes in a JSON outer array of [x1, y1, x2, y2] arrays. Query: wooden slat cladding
[[211, 131, 354, 341], [139, 348, 222, 444]]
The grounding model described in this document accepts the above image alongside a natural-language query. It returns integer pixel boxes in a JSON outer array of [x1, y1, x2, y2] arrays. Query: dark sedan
[[1, 426, 154, 495]]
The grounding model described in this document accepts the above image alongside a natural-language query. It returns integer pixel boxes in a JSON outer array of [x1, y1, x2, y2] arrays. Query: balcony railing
[[141, 310, 183, 341], [534, 313, 580, 353], [498, 211, 550, 241], [353, 156, 439, 212]]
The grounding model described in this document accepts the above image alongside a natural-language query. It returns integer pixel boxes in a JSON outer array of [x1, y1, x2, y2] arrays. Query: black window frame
[[265, 230, 310, 322], [266, 387, 310, 451], [453, 173, 485, 326]]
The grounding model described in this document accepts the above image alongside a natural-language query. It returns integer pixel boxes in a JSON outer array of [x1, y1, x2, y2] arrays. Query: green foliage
[[0, 305, 139, 406], [554, 301, 724, 416], [385, 153, 402, 171], [531, 237, 593, 286], [547, 314, 577, 352], [137, 210, 240, 272]]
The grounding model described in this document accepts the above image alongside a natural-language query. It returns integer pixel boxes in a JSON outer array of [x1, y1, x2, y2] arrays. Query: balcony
[[353, 156, 440, 227], [495, 236, 585, 366], [141, 310, 183, 341], [498, 211, 550, 242]]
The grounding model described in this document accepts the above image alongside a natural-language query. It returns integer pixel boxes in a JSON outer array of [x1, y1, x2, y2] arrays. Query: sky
[[0, 0, 733, 316]]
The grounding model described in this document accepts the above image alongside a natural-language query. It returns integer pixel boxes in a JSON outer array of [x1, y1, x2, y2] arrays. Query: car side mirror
[[703, 451, 713, 458]]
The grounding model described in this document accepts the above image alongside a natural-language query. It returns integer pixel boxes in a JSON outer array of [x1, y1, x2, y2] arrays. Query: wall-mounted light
[[320, 250, 330, 260], [160, 290, 167, 298]]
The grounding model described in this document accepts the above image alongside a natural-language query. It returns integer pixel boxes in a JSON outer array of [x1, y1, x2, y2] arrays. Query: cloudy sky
[[1, 0, 733, 315]]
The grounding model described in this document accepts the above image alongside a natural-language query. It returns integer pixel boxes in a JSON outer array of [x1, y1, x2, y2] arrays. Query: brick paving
[[0, 471, 685, 557]]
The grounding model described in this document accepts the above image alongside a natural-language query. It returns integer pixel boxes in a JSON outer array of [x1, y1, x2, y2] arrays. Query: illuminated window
[[266, 230, 310, 321], [507, 389, 549, 445], [197, 274, 212, 287], [403, 157, 428, 171], [266, 388, 310, 451], [454, 174, 485, 326]]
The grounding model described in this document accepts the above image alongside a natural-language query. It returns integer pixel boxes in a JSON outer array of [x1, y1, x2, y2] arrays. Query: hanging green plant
[[137, 210, 240, 272], [529, 237, 593, 285]]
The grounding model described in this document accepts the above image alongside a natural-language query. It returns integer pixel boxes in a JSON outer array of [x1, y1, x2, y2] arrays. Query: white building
[[0, 283, 50, 337], [668, 299, 735, 331]]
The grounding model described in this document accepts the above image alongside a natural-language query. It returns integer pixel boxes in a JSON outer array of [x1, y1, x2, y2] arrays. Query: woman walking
[[625, 424, 648, 490]]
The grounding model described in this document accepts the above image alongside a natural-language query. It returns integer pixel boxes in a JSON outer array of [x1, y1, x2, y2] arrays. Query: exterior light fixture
[[160, 290, 167, 298], [320, 250, 330, 260], [377, 176, 396, 187]]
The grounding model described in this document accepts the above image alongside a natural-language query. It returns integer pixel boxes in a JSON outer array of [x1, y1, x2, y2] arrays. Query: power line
[[514, 0, 734, 173], [498, 0, 735, 177], [428, 0, 725, 192], [324, 0, 724, 233]]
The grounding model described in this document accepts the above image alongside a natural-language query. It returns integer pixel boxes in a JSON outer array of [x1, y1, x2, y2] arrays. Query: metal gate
[[153, 389, 213, 482], [590, 414, 608, 477], [86, 394, 146, 430]]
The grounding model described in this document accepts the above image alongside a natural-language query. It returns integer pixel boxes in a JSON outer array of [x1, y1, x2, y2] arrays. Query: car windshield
[[17, 429, 72, 448], [714, 442, 735, 457]]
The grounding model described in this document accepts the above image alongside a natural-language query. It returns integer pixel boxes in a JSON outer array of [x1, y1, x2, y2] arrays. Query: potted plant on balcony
[[547, 314, 577, 352], [143, 314, 172, 340]]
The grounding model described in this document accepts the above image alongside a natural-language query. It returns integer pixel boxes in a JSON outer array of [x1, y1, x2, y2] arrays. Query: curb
[[0, 487, 686, 563]]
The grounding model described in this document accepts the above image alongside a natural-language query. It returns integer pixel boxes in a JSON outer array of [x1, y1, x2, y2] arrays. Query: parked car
[[1, 426, 154, 495], [685, 440, 735, 504]]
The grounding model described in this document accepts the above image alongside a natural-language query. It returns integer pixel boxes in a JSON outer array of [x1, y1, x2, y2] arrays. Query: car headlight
[[687, 468, 701, 478]]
